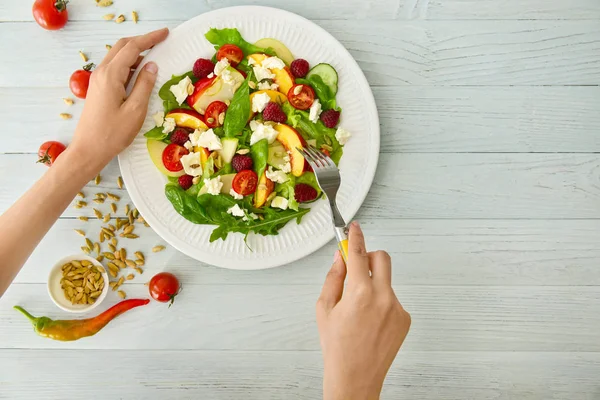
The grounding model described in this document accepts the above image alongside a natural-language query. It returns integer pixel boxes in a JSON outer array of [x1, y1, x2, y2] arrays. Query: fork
[[298, 146, 349, 263]]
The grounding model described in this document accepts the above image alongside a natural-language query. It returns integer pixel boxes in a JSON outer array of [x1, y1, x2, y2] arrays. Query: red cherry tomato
[[162, 144, 189, 172], [37, 141, 66, 166], [32, 0, 69, 31], [216, 44, 244, 67], [69, 63, 94, 99], [149, 272, 181, 306], [232, 170, 259, 195], [287, 84, 315, 110], [204, 101, 228, 128]]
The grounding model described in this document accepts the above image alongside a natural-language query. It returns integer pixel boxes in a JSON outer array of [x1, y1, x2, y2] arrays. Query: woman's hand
[[70, 28, 169, 175], [317, 222, 411, 400]]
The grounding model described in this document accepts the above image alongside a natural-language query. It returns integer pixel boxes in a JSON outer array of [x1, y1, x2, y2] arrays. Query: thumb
[[126, 62, 158, 112], [317, 251, 347, 317]]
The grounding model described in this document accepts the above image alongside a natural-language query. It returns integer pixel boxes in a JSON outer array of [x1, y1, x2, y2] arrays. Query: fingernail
[[333, 251, 341, 262], [351, 221, 360, 229], [145, 62, 158, 74]]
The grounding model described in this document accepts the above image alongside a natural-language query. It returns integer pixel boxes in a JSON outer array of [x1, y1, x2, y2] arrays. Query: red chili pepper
[[14, 299, 150, 341]]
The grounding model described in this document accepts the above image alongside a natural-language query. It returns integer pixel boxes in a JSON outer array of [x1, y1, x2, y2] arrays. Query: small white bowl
[[48, 254, 109, 314]]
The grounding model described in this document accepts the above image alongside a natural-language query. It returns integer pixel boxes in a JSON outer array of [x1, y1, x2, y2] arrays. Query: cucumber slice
[[306, 63, 338, 95]]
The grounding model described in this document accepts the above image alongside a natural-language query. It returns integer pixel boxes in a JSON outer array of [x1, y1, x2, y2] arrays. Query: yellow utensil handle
[[334, 226, 349, 263]]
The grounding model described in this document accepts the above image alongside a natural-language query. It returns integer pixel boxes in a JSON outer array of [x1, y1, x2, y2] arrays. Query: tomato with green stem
[[37, 141, 66, 166], [149, 272, 181, 306], [32, 0, 69, 31], [69, 63, 95, 99]]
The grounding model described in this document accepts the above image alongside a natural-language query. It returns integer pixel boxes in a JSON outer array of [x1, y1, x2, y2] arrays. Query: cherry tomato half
[[162, 144, 189, 172], [69, 63, 94, 99], [37, 141, 66, 166], [232, 170, 258, 195], [287, 84, 315, 110], [216, 44, 244, 67], [204, 101, 228, 128], [149, 272, 181, 306], [32, 0, 69, 31]]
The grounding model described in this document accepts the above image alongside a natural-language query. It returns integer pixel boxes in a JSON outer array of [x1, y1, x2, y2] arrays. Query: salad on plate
[[144, 28, 352, 242]]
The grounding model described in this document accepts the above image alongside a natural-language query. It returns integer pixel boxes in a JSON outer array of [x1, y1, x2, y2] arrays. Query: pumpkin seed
[[134, 251, 144, 261], [125, 259, 136, 268], [111, 238, 118, 247], [71, 260, 82, 268], [78, 216, 89, 222], [64, 98, 75, 106], [59, 113, 72, 120], [134, 267, 144, 274], [110, 203, 117, 213], [79, 51, 88, 62], [108, 244, 116, 253], [114, 250, 121, 260], [132, 10, 138, 23], [75, 292, 83, 301], [103, 13, 115, 20], [118, 290, 126, 299], [96, 255, 104, 262], [94, 175, 101, 185], [125, 234, 139, 239], [105, 44, 112, 50], [94, 242, 101, 254], [90, 290, 102, 298], [85, 238, 93, 249], [81, 260, 92, 267], [93, 208, 103, 219], [117, 276, 124, 286], [81, 246, 91, 254], [103, 214, 111, 223], [103, 252, 115, 260], [115, 14, 125, 23], [117, 176, 124, 189], [74, 229, 85, 237], [108, 269, 117, 278], [124, 204, 130, 215], [114, 260, 126, 269], [107, 262, 119, 271], [99, 232, 106, 243], [152, 245, 165, 253], [101, 227, 114, 237], [76, 201, 88, 208], [96, 0, 113, 7], [63, 280, 75, 288], [133, 209, 139, 218], [135, 259, 145, 267], [120, 248, 127, 260], [94, 198, 104, 204], [126, 274, 134, 280], [107, 193, 120, 201], [123, 225, 134, 235]]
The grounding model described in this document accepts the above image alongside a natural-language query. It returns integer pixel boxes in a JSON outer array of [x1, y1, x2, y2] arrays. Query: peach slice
[[248, 54, 295, 95], [274, 123, 308, 177], [166, 109, 208, 131], [254, 173, 275, 208], [187, 68, 244, 115]]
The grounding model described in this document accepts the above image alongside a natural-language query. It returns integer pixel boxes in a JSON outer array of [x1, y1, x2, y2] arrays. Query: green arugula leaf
[[224, 75, 251, 137], [159, 72, 196, 113], [205, 28, 276, 56], [296, 76, 337, 110], [144, 125, 168, 141], [250, 139, 269, 177]]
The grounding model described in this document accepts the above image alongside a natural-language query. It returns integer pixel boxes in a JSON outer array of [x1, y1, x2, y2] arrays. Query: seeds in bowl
[[60, 261, 105, 305]]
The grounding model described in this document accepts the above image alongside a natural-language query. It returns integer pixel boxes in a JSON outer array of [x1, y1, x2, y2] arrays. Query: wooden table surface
[[1, 1, 600, 398]]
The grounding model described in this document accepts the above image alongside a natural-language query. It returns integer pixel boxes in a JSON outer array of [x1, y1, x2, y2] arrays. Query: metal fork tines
[[298, 146, 346, 229]]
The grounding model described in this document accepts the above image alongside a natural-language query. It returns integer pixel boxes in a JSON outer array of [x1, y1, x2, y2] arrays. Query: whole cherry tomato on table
[[216, 44, 244, 66], [69, 63, 94, 99], [37, 141, 66, 166], [32, 0, 69, 30], [149, 272, 181, 306]]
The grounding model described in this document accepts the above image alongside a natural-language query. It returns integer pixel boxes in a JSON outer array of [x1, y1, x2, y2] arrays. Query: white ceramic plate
[[119, 6, 380, 270]]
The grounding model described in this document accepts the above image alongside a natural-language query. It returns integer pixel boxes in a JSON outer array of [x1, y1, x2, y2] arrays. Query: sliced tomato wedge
[[232, 170, 259, 195], [204, 101, 228, 128], [216, 44, 244, 67], [162, 144, 189, 172], [287, 84, 315, 110]]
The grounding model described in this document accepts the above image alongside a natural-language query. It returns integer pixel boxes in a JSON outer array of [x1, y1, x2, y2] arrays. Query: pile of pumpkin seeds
[[60, 260, 105, 305], [70, 175, 166, 299]]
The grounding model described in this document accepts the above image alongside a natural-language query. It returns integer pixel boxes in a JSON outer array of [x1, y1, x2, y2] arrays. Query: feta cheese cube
[[335, 127, 352, 145], [247, 57, 256, 66], [162, 117, 176, 134], [183, 141, 194, 151], [309, 99, 322, 123], [204, 176, 223, 196], [266, 166, 289, 184], [191, 128, 222, 151], [257, 81, 279, 91], [271, 196, 289, 210], [153, 111, 165, 127], [214, 58, 230, 76], [170, 76, 193, 105], [249, 120, 279, 145], [230, 188, 244, 200], [253, 65, 275, 82], [280, 161, 292, 173], [252, 92, 271, 113], [227, 204, 245, 218], [180, 152, 203, 177], [261, 56, 286, 70]]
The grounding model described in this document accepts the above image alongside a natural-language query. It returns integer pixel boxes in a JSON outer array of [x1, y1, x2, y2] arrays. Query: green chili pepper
[[14, 298, 150, 341]]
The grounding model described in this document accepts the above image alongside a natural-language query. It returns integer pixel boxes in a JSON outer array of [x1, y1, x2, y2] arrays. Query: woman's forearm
[[0, 147, 99, 297]]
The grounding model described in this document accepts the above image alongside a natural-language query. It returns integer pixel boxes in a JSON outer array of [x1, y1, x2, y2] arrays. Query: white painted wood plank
[[11, 218, 600, 287], [3, 153, 599, 219], [3, 0, 599, 21], [2, 21, 599, 86], [401, 0, 600, 20], [0, 0, 401, 22], [2, 350, 600, 399], [3, 86, 600, 153], [2, 284, 600, 351]]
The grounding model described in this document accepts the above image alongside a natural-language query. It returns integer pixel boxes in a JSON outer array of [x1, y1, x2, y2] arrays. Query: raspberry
[[290, 59, 309, 78], [262, 102, 287, 123], [170, 128, 190, 146], [320, 109, 340, 128], [294, 183, 318, 203], [231, 154, 253, 172], [178, 175, 194, 190], [193, 58, 215, 79]]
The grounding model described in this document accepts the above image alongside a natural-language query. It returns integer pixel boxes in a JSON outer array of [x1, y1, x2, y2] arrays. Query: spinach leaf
[[296, 76, 337, 110], [275, 177, 299, 211], [224, 75, 251, 137], [165, 184, 211, 224], [250, 139, 269, 177], [205, 28, 275, 56], [144, 125, 168, 141], [159, 72, 196, 112]]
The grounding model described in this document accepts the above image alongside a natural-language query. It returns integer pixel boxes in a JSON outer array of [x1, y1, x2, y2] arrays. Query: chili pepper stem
[[13, 306, 38, 323]]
